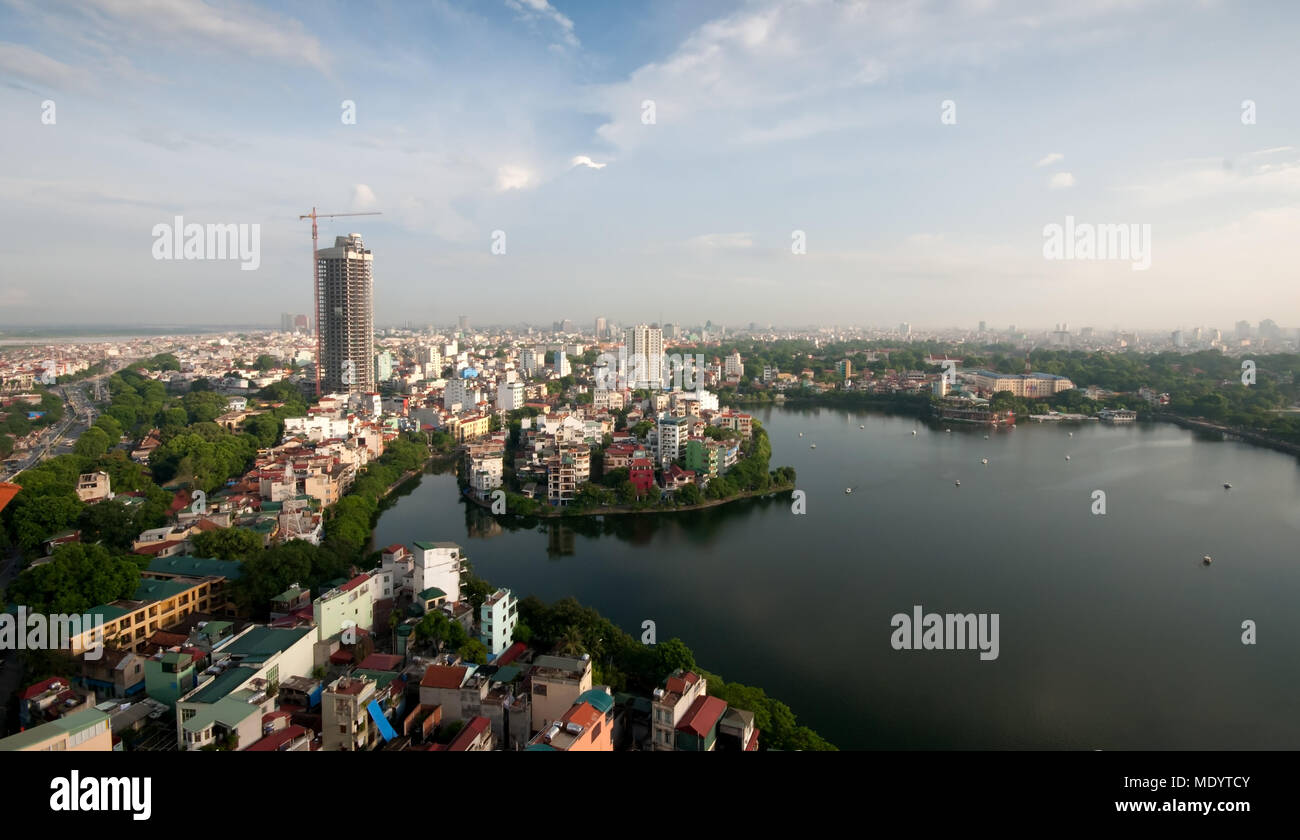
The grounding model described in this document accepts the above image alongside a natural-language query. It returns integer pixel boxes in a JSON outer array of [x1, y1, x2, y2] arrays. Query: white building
[[283, 415, 352, 441], [479, 588, 519, 656], [521, 349, 547, 378], [468, 453, 504, 498], [656, 415, 687, 468], [407, 541, 463, 603], [312, 574, 377, 641], [553, 350, 571, 377], [623, 324, 664, 389], [497, 379, 525, 412], [724, 352, 743, 379], [444, 378, 480, 411]]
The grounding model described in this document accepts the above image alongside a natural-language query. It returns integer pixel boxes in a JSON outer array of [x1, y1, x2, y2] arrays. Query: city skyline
[[3, 1, 1300, 329]]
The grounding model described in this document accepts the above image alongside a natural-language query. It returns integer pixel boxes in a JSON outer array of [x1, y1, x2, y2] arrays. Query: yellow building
[[69, 577, 220, 655], [0, 708, 112, 752], [453, 413, 492, 443]]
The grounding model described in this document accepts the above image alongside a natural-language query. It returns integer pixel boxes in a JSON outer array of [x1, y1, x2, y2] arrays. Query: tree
[[656, 638, 695, 677], [78, 499, 147, 551], [8, 543, 140, 614], [457, 639, 488, 665], [182, 390, 229, 424], [93, 414, 124, 442], [676, 483, 702, 505], [254, 354, 279, 372], [191, 527, 264, 561], [73, 426, 111, 458]]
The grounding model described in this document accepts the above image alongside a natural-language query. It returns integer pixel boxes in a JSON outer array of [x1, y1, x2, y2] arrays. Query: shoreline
[[460, 481, 796, 518], [1156, 413, 1300, 458]]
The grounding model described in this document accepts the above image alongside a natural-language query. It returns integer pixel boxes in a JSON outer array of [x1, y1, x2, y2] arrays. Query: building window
[[533, 684, 547, 696]]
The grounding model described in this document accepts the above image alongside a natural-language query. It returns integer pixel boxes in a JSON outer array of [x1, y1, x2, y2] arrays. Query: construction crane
[[299, 207, 382, 397]]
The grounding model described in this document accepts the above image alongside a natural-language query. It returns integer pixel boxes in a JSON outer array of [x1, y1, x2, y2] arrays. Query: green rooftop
[[0, 708, 110, 751], [80, 603, 131, 630], [146, 555, 243, 580], [417, 587, 446, 600], [577, 689, 615, 714], [134, 578, 197, 602], [222, 626, 311, 659], [181, 688, 263, 734], [272, 586, 309, 603], [188, 665, 259, 704], [491, 665, 521, 683]]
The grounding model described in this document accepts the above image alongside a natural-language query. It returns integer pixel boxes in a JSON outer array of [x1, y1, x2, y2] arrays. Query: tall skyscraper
[[595, 317, 607, 339], [623, 323, 664, 389], [317, 233, 374, 394], [458, 315, 470, 332]]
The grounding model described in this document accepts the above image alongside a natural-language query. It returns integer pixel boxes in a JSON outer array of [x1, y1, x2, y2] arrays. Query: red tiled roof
[[421, 665, 468, 690], [133, 539, 185, 556], [382, 544, 406, 555], [339, 574, 370, 592], [358, 653, 404, 671], [447, 716, 490, 751], [495, 642, 526, 666], [246, 725, 309, 752], [21, 677, 66, 700], [676, 695, 727, 738], [563, 702, 602, 730]]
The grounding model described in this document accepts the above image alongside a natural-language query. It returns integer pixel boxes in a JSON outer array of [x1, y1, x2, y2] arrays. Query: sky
[[1, 0, 1299, 332]]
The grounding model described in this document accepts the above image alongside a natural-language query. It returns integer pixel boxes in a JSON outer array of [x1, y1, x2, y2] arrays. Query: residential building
[[966, 370, 1076, 398], [313, 574, 377, 641], [529, 654, 593, 734], [479, 589, 518, 656], [317, 233, 375, 394], [623, 324, 664, 389], [497, 379, 525, 411], [651, 669, 708, 751], [76, 471, 111, 503], [0, 708, 112, 752], [526, 688, 615, 751], [656, 415, 687, 468], [446, 716, 494, 751], [322, 674, 381, 751], [724, 351, 743, 380]]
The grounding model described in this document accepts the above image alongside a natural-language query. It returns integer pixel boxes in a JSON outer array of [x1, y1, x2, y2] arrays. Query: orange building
[[526, 689, 614, 751]]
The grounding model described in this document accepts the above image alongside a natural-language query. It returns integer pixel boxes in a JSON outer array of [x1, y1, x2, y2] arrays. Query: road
[[1, 363, 124, 482]]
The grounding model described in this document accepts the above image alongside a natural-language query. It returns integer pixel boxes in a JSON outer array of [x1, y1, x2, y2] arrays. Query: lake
[[372, 406, 1300, 749]]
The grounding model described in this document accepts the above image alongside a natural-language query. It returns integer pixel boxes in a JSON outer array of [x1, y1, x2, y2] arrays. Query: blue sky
[[2, 0, 1299, 331]]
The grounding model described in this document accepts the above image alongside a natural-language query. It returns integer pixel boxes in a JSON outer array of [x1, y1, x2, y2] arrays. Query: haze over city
[[3, 0, 1300, 329]]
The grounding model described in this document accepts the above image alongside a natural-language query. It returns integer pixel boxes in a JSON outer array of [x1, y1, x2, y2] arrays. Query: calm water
[[373, 407, 1300, 749]]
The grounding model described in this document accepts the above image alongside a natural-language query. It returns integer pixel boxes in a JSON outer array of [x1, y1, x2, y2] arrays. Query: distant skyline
[[3, 0, 1300, 328]]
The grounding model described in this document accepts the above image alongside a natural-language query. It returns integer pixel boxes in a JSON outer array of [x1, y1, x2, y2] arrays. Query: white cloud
[[496, 165, 535, 191], [53, 0, 330, 72], [506, 0, 579, 48], [570, 155, 606, 170], [687, 232, 754, 249], [1049, 172, 1076, 189], [1035, 152, 1064, 168], [351, 184, 378, 210], [0, 42, 94, 89], [1123, 150, 1300, 205]]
